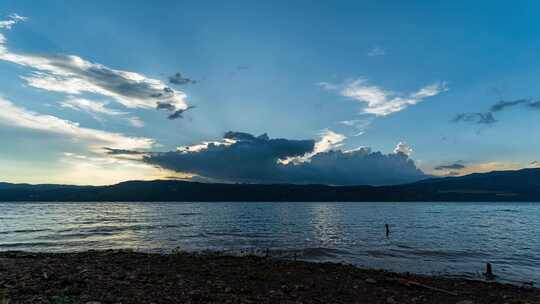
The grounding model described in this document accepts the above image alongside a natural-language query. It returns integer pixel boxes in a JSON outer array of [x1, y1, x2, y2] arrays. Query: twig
[[389, 278, 458, 296]]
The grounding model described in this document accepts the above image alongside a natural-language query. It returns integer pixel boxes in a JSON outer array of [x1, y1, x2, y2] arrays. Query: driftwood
[[389, 277, 459, 296]]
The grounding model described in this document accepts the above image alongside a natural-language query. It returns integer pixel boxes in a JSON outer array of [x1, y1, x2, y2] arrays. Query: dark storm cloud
[[141, 132, 426, 186], [156, 102, 195, 120], [434, 163, 466, 170], [528, 100, 540, 109], [452, 112, 496, 125], [452, 98, 540, 126], [167, 105, 196, 120], [279, 149, 426, 185], [156, 101, 176, 111], [490, 99, 529, 112], [104, 148, 147, 155], [169, 72, 197, 85]]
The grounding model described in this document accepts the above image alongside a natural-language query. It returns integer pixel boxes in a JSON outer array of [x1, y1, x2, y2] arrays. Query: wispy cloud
[[169, 72, 197, 85], [0, 98, 154, 150], [452, 112, 496, 125], [0, 15, 191, 119], [338, 118, 373, 136], [0, 14, 26, 29], [367, 46, 386, 57], [61, 97, 126, 117], [430, 160, 529, 177], [452, 98, 540, 126], [61, 97, 145, 127], [322, 79, 448, 116], [434, 163, 466, 171], [127, 116, 145, 128]]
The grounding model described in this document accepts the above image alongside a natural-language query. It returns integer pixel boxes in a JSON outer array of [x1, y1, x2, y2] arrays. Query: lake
[[1, 202, 539, 285]]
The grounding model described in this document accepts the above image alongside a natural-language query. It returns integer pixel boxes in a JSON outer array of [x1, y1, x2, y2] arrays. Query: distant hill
[[1, 168, 540, 202]]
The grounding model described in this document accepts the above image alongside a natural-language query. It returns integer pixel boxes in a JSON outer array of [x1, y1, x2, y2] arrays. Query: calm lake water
[[1, 202, 539, 285]]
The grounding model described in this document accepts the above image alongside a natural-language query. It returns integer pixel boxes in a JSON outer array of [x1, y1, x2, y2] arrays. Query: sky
[[1, 1, 540, 185]]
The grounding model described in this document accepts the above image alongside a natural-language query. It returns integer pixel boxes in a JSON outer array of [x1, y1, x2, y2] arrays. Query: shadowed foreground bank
[[1, 251, 539, 304]]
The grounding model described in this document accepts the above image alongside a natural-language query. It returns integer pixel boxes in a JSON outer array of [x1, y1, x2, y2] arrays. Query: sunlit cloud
[[0, 15, 190, 119], [61, 97, 126, 117], [56, 152, 189, 186], [279, 129, 346, 164], [529, 161, 540, 168], [394, 141, 413, 156], [0, 98, 154, 150], [320, 78, 447, 137], [430, 161, 524, 177], [61, 97, 145, 128], [338, 79, 448, 116]]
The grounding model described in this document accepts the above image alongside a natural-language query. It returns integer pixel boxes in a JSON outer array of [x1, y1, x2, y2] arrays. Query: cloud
[[61, 97, 126, 117], [143, 131, 314, 183], [452, 112, 496, 125], [393, 142, 413, 156], [169, 72, 197, 85], [0, 16, 190, 118], [61, 97, 145, 127], [56, 152, 188, 186], [453, 98, 540, 126], [127, 116, 145, 128], [490, 98, 540, 113], [0, 98, 154, 150], [432, 161, 525, 177], [279, 129, 346, 164], [156, 101, 175, 111], [529, 161, 540, 168], [529, 101, 540, 109], [313, 129, 346, 154], [490, 99, 530, 112], [322, 79, 448, 116], [165, 105, 196, 120], [338, 118, 373, 136], [367, 46, 386, 57], [141, 131, 426, 185], [0, 14, 26, 29], [434, 163, 466, 170]]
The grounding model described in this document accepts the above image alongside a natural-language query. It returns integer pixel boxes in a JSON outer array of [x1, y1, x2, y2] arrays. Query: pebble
[[387, 296, 396, 304], [456, 300, 474, 304], [365, 278, 377, 284]]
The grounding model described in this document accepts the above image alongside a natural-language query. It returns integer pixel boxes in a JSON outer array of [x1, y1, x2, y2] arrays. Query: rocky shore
[[0, 250, 538, 304]]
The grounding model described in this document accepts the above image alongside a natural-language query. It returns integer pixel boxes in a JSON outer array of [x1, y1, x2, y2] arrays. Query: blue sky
[[1, 1, 540, 185]]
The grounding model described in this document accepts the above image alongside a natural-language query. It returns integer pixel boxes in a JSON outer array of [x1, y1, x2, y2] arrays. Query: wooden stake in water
[[485, 263, 495, 280], [385, 224, 390, 238]]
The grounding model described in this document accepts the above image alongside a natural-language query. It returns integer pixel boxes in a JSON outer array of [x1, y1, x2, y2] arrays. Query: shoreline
[[1, 250, 538, 304]]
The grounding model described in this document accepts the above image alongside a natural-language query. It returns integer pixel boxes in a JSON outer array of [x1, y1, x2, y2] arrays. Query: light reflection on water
[[0, 201, 539, 285]]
